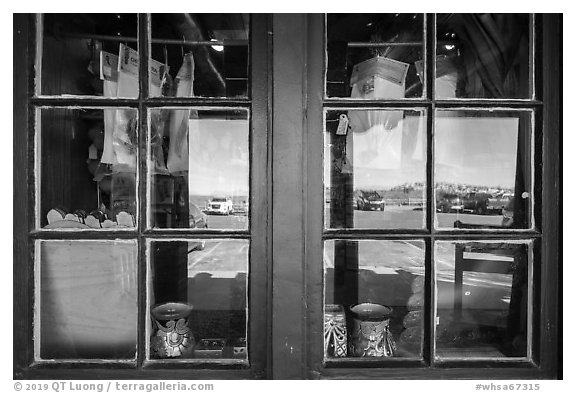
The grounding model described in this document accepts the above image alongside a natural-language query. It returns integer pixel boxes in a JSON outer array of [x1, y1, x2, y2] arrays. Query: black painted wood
[[305, 13, 328, 379], [271, 13, 308, 379], [539, 13, 561, 379], [13, 13, 32, 380]]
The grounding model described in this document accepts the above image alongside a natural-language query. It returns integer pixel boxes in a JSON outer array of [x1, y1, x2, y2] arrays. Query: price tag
[[336, 114, 349, 135], [88, 144, 98, 160]]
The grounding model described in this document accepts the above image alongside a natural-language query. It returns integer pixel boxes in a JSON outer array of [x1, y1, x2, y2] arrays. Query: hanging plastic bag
[[114, 44, 169, 172], [100, 51, 119, 165], [167, 52, 195, 174], [348, 56, 409, 133]]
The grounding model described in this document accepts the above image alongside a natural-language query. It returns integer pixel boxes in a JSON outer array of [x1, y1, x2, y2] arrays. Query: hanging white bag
[[167, 52, 195, 174]]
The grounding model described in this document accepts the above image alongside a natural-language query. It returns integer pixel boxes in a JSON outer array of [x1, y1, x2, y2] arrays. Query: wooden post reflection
[[329, 113, 359, 307]]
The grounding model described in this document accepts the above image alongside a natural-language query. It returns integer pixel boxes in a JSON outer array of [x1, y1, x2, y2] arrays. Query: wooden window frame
[[14, 13, 560, 380], [14, 13, 271, 379], [295, 13, 559, 379]]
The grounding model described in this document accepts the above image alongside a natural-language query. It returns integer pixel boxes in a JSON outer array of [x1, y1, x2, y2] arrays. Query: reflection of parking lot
[[188, 240, 248, 277], [325, 206, 504, 229], [323, 238, 512, 310], [194, 213, 512, 310], [204, 214, 248, 230]]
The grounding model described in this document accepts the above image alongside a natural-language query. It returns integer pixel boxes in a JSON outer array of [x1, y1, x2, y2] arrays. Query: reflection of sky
[[435, 117, 519, 188], [188, 119, 249, 196], [325, 115, 520, 189]]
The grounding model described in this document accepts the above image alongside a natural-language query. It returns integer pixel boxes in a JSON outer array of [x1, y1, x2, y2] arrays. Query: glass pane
[[38, 240, 138, 360], [39, 108, 138, 230], [435, 14, 531, 99], [149, 109, 249, 230], [151, 14, 249, 98], [435, 241, 530, 359], [324, 109, 426, 229], [324, 240, 425, 359], [326, 14, 424, 99], [40, 14, 138, 96], [434, 110, 532, 230], [148, 240, 248, 360]]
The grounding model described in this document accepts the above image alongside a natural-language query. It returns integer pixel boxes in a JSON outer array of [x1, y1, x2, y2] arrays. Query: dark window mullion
[[425, 12, 437, 367], [435, 100, 542, 109], [529, 14, 536, 101], [136, 12, 150, 369], [323, 99, 431, 108], [144, 97, 251, 107], [30, 97, 141, 107], [141, 232, 252, 240]]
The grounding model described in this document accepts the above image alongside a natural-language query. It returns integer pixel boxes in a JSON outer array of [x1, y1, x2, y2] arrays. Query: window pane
[[38, 240, 138, 360], [435, 241, 530, 359], [148, 240, 248, 360], [325, 109, 427, 229], [38, 108, 138, 230], [324, 240, 425, 359], [40, 14, 138, 97], [434, 110, 532, 230], [435, 14, 531, 99], [151, 14, 249, 98], [326, 14, 424, 99], [148, 109, 249, 230]]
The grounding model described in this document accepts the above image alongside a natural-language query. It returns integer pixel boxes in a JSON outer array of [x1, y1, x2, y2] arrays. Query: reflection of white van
[[207, 197, 233, 215]]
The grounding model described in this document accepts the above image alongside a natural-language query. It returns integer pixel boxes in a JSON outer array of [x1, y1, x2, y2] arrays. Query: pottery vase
[[324, 304, 347, 357], [150, 302, 196, 358], [349, 303, 396, 357]]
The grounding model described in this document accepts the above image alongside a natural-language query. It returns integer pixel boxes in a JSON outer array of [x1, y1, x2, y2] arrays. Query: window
[[15, 13, 269, 378], [13, 13, 560, 380], [310, 13, 559, 378]]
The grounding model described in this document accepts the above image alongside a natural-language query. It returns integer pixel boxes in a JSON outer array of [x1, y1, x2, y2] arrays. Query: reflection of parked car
[[233, 200, 249, 215], [189, 203, 208, 228], [501, 198, 514, 227], [462, 192, 493, 215], [487, 193, 514, 214], [436, 193, 463, 213], [207, 196, 233, 215], [356, 191, 385, 211]]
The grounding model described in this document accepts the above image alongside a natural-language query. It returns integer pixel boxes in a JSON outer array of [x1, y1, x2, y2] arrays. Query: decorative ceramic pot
[[324, 304, 347, 357], [150, 302, 195, 358], [349, 303, 396, 357]]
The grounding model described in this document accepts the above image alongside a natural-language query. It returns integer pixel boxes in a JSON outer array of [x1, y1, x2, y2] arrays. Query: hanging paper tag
[[336, 114, 349, 135], [88, 144, 98, 160]]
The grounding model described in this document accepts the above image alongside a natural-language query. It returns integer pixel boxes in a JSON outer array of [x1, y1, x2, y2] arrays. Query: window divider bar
[[321, 232, 542, 241], [425, 12, 437, 367], [529, 14, 536, 100], [29, 98, 141, 107], [136, 12, 150, 369], [323, 99, 431, 108], [143, 98, 251, 107], [140, 231, 252, 239], [434, 100, 542, 108]]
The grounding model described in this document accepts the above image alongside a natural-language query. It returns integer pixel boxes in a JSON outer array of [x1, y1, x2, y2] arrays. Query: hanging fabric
[[167, 52, 195, 174]]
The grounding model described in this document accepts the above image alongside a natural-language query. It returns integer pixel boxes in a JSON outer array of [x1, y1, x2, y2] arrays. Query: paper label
[[88, 144, 98, 160], [119, 44, 139, 78], [100, 51, 119, 82], [117, 43, 168, 87], [336, 114, 349, 135]]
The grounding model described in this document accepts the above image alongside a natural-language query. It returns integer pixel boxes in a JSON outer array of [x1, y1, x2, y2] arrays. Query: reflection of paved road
[[188, 240, 248, 278], [323, 239, 512, 287], [325, 206, 503, 229], [205, 214, 248, 230], [193, 214, 512, 298]]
